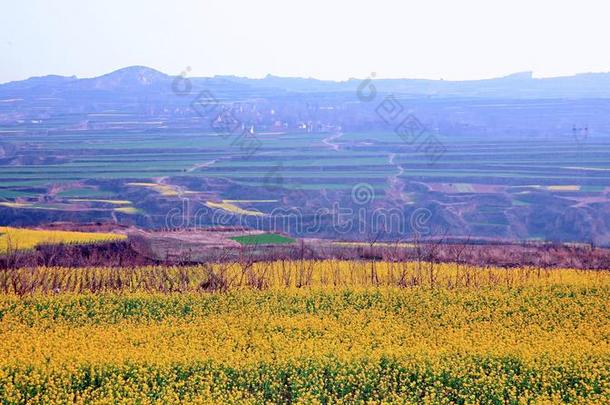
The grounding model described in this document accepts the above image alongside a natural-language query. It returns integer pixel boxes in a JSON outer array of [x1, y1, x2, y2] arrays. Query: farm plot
[[0, 226, 126, 252]]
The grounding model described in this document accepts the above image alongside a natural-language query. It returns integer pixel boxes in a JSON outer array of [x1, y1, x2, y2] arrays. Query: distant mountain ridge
[[73, 66, 170, 90], [3, 66, 610, 99]]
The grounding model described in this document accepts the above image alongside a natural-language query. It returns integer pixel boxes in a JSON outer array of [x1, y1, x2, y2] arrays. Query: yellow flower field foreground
[[0, 261, 609, 403], [0, 226, 126, 253]]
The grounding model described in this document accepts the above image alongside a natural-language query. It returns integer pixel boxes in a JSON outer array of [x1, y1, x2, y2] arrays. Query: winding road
[[322, 132, 343, 151]]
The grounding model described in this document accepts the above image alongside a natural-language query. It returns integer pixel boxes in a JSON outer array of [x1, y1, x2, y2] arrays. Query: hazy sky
[[2, 0, 610, 83]]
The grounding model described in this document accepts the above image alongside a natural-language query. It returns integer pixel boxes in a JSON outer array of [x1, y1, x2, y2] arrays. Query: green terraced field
[[230, 233, 296, 245], [1, 128, 610, 244], [2, 130, 610, 195], [56, 188, 118, 198]]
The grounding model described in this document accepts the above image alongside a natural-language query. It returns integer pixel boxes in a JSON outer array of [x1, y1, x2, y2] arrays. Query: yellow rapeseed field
[[0, 226, 126, 253], [0, 260, 609, 403], [547, 185, 581, 192], [126, 182, 179, 197], [113, 206, 142, 215], [206, 200, 265, 216], [67, 199, 132, 205]]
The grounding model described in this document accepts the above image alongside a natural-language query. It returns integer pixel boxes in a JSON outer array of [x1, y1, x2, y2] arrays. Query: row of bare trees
[[2, 233, 610, 273]]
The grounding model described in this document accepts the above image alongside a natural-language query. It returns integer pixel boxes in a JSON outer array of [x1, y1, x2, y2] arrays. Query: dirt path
[[187, 159, 217, 173], [386, 153, 409, 204], [388, 153, 405, 183], [322, 132, 343, 151], [154, 159, 217, 199], [157, 177, 187, 199]]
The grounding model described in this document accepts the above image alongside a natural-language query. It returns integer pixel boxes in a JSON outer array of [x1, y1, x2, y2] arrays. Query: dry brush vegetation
[[0, 260, 608, 294]]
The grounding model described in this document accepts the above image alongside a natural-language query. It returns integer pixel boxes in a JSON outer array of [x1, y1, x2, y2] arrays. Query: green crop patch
[[230, 233, 296, 245]]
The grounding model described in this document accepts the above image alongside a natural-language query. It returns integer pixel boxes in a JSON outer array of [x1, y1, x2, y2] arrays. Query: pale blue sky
[[2, 0, 610, 83]]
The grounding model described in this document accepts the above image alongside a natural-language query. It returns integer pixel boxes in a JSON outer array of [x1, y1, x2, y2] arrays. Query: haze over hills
[[2, 65, 610, 138], [3, 65, 610, 98]]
